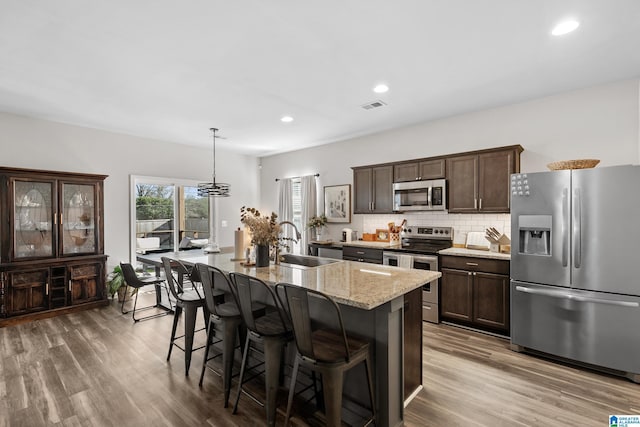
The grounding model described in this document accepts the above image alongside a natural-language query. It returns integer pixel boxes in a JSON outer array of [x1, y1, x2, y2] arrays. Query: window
[[291, 178, 302, 253], [130, 176, 209, 260]]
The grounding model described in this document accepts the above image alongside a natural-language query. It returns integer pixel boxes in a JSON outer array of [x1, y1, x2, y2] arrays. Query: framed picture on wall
[[324, 184, 351, 223]]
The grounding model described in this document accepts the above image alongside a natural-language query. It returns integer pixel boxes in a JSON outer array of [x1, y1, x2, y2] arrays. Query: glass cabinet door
[[12, 180, 55, 259], [61, 183, 97, 255]]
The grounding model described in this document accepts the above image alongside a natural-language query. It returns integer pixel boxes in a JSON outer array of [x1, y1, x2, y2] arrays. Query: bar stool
[[161, 257, 208, 376], [195, 263, 266, 407], [276, 283, 376, 427], [119, 262, 171, 322], [228, 272, 293, 427]]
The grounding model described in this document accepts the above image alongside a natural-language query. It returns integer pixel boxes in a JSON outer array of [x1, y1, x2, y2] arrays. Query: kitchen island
[[138, 249, 439, 427]]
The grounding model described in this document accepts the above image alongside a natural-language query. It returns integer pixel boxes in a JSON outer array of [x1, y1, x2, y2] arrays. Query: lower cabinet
[[440, 255, 510, 334], [0, 257, 107, 323]]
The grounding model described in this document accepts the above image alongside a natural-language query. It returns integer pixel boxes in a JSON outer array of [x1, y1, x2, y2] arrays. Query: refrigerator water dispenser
[[518, 215, 551, 255]]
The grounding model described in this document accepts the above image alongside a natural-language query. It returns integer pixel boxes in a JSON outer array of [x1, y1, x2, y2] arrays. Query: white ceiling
[[1, 1, 640, 157]]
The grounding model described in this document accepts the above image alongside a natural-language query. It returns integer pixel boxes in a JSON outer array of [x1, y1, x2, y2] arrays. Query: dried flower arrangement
[[307, 214, 327, 230], [240, 206, 281, 246]]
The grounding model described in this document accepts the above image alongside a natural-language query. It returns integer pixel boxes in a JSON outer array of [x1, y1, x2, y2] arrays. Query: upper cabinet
[[353, 165, 394, 214], [7, 177, 102, 261], [353, 145, 522, 215], [447, 145, 523, 213], [393, 159, 445, 182]]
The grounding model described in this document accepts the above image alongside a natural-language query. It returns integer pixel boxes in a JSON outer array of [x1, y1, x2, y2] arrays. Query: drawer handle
[[424, 305, 431, 310], [466, 262, 479, 266]]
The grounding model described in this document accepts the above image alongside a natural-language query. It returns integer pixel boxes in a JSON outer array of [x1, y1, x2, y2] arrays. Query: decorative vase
[[255, 244, 270, 267], [315, 227, 323, 241]]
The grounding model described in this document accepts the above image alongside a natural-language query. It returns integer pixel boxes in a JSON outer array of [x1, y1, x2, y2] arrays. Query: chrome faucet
[[275, 221, 302, 264]]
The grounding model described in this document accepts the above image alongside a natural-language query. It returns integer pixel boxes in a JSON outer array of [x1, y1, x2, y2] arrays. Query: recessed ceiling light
[[373, 84, 389, 94], [280, 116, 293, 123], [551, 20, 580, 36]]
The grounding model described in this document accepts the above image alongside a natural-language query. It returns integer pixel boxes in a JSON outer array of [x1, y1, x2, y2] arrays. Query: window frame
[[129, 175, 208, 263]]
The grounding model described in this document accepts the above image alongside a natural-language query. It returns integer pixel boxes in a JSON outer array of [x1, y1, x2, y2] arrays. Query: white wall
[[0, 112, 260, 267], [260, 78, 640, 243]]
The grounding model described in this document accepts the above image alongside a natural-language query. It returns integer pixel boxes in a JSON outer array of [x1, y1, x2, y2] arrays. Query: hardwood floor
[[1, 296, 638, 426]]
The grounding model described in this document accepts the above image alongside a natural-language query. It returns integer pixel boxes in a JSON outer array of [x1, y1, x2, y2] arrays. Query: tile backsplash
[[349, 211, 511, 246]]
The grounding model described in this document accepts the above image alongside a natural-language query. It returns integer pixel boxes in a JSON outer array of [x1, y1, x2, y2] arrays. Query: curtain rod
[[275, 173, 319, 182]]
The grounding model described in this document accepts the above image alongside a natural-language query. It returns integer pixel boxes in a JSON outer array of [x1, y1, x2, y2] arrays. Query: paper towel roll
[[233, 228, 245, 260]]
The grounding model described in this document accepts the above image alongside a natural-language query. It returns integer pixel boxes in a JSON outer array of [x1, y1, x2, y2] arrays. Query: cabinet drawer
[[70, 264, 98, 279], [342, 246, 383, 264], [441, 255, 509, 275]]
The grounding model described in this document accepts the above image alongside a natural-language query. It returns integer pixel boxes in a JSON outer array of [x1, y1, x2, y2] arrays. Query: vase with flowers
[[307, 214, 328, 241], [240, 206, 283, 267]]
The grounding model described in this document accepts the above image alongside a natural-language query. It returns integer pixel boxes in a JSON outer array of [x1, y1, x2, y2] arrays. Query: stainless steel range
[[382, 225, 453, 323]]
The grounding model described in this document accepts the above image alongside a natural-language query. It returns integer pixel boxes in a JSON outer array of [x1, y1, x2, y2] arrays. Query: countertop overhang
[[138, 249, 439, 310], [438, 247, 511, 260]]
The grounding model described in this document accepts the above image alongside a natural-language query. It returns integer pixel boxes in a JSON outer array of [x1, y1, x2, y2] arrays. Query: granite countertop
[[438, 247, 511, 260], [138, 250, 438, 310]]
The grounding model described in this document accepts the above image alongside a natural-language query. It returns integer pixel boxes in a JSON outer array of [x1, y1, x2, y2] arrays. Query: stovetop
[[386, 225, 454, 255]]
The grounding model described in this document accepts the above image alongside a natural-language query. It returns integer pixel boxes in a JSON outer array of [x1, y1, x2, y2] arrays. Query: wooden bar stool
[[228, 272, 293, 427], [161, 257, 208, 376], [276, 283, 376, 427]]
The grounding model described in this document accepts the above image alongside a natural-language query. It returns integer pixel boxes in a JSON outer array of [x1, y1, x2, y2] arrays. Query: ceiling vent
[[361, 100, 387, 110]]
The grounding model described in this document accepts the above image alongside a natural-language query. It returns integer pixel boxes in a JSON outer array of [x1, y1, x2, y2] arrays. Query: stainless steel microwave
[[393, 179, 446, 211]]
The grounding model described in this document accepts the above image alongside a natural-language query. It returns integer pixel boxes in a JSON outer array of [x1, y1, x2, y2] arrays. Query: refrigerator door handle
[[562, 188, 569, 267], [573, 188, 582, 268], [515, 286, 639, 308]]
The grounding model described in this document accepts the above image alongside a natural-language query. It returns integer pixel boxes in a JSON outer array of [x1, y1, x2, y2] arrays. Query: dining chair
[[161, 257, 208, 376], [119, 262, 171, 322], [276, 282, 376, 427]]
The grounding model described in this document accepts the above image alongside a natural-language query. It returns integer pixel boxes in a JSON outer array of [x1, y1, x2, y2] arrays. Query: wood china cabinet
[[0, 167, 108, 326]]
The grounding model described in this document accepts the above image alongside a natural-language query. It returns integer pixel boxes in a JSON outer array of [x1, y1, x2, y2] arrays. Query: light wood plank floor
[[1, 297, 638, 426]]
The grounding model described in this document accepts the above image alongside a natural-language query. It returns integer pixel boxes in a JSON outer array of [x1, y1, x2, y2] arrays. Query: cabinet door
[[60, 182, 98, 255], [7, 269, 49, 315], [394, 162, 419, 182], [478, 150, 514, 212], [446, 155, 478, 212], [473, 272, 510, 332], [403, 287, 422, 397], [69, 263, 102, 304], [371, 165, 393, 212], [11, 179, 56, 260], [419, 159, 446, 180], [353, 168, 373, 213], [440, 268, 473, 322]]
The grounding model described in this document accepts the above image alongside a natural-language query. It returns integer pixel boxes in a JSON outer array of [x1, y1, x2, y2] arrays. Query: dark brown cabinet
[[0, 167, 108, 325], [353, 165, 393, 213], [440, 255, 510, 334], [393, 159, 445, 182], [446, 145, 522, 213]]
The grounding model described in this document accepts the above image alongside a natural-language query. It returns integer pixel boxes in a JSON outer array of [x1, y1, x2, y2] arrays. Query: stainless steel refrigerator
[[510, 164, 640, 382]]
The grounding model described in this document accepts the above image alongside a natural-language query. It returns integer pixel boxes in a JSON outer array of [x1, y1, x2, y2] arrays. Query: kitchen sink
[[279, 254, 341, 268]]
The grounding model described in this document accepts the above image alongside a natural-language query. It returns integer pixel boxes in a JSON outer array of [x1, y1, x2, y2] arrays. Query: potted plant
[[307, 214, 328, 241], [107, 265, 129, 302]]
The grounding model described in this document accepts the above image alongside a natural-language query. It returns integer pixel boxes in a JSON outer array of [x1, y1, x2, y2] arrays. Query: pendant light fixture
[[198, 127, 230, 197]]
